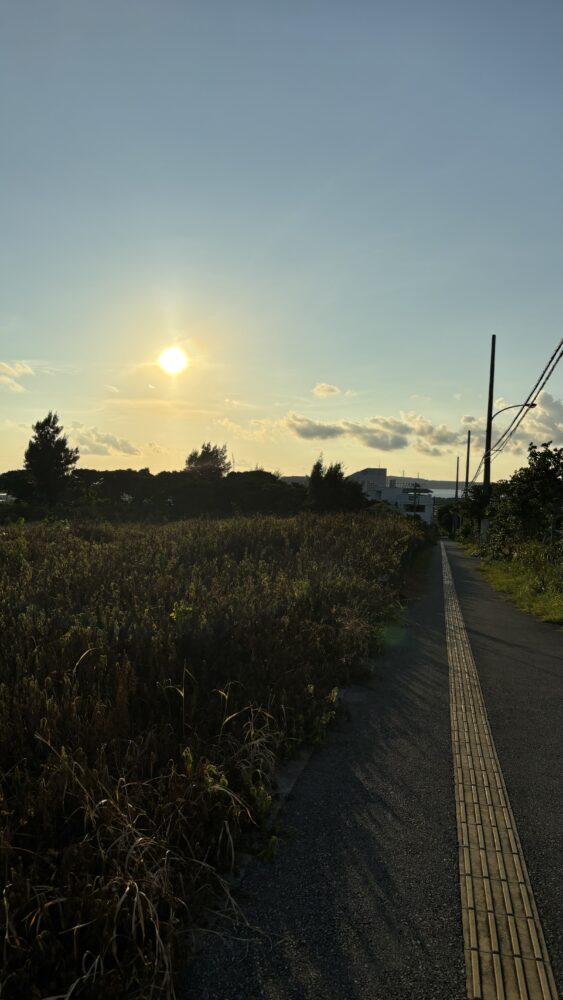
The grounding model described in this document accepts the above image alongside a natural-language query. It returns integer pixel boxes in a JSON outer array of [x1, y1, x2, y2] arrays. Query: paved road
[[446, 542, 563, 992], [182, 542, 562, 1000]]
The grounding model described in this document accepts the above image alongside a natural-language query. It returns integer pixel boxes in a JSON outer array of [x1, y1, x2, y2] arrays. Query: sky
[[1, 0, 562, 481]]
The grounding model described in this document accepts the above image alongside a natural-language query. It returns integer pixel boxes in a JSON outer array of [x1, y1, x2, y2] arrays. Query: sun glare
[[159, 346, 188, 375]]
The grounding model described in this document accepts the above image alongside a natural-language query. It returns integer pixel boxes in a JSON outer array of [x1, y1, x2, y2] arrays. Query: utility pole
[[464, 429, 471, 494], [454, 456, 459, 537], [483, 334, 496, 496]]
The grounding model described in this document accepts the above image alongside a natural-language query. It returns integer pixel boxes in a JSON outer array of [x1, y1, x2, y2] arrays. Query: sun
[[158, 346, 188, 375]]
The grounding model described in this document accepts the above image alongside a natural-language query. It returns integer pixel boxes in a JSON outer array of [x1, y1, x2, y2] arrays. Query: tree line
[[436, 441, 563, 556], [0, 412, 369, 520]]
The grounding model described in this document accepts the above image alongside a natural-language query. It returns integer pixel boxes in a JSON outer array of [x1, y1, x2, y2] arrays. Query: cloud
[[283, 407, 473, 455], [71, 423, 141, 456], [284, 412, 345, 440], [313, 383, 340, 397], [0, 375, 26, 393], [503, 391, 563, 450], [104, 384, 119, 393], [342, 421, 409, 451], [415, 441, 443, 457], [147, 441, 166, 454], [0, 361, 34, 377], [0, 360, 34, 393]]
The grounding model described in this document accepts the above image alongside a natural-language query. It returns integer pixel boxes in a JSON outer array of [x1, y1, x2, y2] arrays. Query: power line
[[491, 337, 563, 455], [490, 340, 563, 462], [468, 337, 563, 486]]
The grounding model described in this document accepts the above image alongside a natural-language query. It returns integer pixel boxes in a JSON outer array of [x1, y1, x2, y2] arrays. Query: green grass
[[479, 545, 563, 626]]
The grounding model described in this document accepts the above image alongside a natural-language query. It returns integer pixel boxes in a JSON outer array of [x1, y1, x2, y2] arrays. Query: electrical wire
[[491, 338, 562, 455], [467, 337, 563, 486], [490, 341, 563, 461]]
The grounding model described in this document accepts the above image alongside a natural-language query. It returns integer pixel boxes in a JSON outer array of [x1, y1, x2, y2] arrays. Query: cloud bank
[[283, 410, 464, 455], [283, 393, 563, 457]]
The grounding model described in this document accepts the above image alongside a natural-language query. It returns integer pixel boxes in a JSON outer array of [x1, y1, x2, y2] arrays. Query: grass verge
[[474, 542, 563, 626]]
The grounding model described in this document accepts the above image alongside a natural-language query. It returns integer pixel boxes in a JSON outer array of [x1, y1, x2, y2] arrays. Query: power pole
[[454, 456, 459, 537], [464, 429, 471, 494], [483, 334, 496, 496]]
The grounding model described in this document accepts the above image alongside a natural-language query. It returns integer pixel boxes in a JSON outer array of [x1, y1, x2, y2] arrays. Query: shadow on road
[[183, 545, 466, 1000]]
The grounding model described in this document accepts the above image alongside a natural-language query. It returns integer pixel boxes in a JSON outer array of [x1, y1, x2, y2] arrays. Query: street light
[[491, 402, 537, 422], [484, 402, 537, 492]]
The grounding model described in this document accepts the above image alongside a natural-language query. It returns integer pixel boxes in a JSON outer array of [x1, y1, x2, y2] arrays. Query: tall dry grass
[[0, 512, 422, 998]]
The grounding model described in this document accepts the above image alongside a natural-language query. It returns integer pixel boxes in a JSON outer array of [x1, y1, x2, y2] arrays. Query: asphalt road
[[181, 542, 562, 1000]]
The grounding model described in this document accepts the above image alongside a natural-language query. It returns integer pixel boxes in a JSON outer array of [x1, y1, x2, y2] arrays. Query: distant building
[[0, 493, 16, 504], [380, 484, 434, 524], [347, 467, 387, 500], [282, 468, 435, 524], [347, 468, 434, 524]]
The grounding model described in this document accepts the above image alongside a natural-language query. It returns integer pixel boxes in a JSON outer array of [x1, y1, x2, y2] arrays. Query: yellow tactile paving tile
[[441, 544, 559, 1000]]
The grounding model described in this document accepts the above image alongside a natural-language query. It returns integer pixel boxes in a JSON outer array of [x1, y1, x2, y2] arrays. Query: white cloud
[[0, 361, 34, 393], [0, 375, 25, 393], [71, 423, 141, 456], [313, 383, 340, 397], [104, 384, 119, 393]]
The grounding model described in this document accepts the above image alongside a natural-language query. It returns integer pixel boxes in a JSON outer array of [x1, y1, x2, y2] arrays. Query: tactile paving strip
[[441, 544, 558, 999]]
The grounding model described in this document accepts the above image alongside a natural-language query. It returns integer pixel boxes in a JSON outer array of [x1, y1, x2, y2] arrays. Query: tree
[[24, 412, 79, 503], [307, 456, 367, 512], [184, 442, 231, 479], [485, 442, 563, 556]]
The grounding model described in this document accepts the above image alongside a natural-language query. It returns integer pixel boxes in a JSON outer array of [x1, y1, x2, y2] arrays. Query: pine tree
[[24, 412, 79, 503]]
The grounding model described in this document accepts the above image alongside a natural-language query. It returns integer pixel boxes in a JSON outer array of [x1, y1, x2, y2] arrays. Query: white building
[[346, 467, 387, 500], [0, 493, 16, 504], [347, 468, 434, 524], [380, 484, 434, 524]]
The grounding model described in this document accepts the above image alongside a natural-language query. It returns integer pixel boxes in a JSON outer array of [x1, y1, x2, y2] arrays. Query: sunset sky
[[1, 0, 562, 480]]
